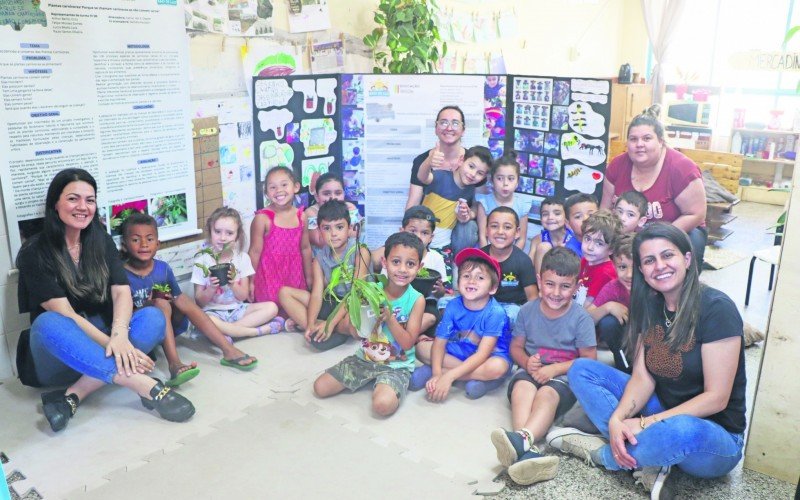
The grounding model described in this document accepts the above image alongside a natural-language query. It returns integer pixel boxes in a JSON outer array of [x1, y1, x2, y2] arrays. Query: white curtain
[[641, 0, 688, 104]]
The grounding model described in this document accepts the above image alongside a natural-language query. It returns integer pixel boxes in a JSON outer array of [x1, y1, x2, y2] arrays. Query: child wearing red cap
[[410, 248, 511, 401]]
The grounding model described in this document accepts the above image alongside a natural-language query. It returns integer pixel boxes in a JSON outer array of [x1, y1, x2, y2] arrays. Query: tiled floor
[[1, 202, 796, 499]]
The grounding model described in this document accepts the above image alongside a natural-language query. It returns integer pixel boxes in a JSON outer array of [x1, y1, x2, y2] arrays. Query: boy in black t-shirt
[[482, 206, 538, 326]]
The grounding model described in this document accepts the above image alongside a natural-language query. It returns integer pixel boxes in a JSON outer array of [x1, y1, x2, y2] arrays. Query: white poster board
[[360, 74, 487, 248], [0, 0, 197, 258]]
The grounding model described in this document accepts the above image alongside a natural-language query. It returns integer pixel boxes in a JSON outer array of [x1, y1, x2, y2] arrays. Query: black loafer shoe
[[140, 379, 195, 422], [41, 391, 79, 432]]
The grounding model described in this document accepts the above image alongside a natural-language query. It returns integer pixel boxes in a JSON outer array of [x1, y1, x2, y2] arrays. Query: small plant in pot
[[194, 244, 236, 287], [410, 267, 441, 297], [324, 243, 388, 339], [150, 283, 172, 301]]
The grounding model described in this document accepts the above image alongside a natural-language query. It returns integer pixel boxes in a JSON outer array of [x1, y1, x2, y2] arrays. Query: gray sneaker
[[633, 466, 673, 499], [506, 446, 559, 486], [546, 427, 608, 466]]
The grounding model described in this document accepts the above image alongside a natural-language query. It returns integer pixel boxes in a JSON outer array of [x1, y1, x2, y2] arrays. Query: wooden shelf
[[733, 128, 800, 137]]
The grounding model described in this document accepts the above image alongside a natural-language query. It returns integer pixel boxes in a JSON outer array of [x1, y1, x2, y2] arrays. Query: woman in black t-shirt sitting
[[546, 223, 746, 498], [16, 168, 195, 432]]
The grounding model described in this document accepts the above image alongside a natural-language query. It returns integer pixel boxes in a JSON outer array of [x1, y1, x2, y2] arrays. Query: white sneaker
[[546, 427, 607, 466], [633, 466, 673, 499], [506, 446, 559, 486]]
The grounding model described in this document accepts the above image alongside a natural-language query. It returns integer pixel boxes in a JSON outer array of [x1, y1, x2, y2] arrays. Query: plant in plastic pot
[[150, 283, 172, 301], [194, 244, 236, 287], [410, 267, 441, 297], [324, 242, 388, 339]]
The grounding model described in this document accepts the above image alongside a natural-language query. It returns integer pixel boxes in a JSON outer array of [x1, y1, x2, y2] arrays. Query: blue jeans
[[569, 358, 744, 478], [688, 226, 708, 272], [597, 315, 630, 373], [499, 302, 520, 328], [451, 220, 478, 256], [29, 307, 165, 386]]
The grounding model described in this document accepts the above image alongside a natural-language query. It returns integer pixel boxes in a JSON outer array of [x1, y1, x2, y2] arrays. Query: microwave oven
[[665, 100, 712, 127]]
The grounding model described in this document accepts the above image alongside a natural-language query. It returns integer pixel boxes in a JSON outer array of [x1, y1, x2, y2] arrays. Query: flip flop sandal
[[220, 355, 258, 371], [166, 366, 200, 387]]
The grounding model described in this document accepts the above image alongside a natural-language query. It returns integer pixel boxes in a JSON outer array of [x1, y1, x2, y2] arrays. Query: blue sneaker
[[507, 447, 559, 485], [408, 365, 433, 391], [465, 377, 505, 399], [490, 428, 526, 467]]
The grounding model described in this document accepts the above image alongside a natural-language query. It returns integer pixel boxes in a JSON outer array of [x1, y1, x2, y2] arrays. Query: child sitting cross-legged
[[490, 246, 597, 486], [410, 248, 512, 401], [121, 212, 260, 379], [575, 210, 621, 308], [313, 232, 426, 417], [279, 199, 373, 351]]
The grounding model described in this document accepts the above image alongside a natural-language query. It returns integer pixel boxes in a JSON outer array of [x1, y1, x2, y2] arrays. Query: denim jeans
[[29, 307, 165, 386], [569, 358, 744, 478], [687, 226, 708, 273], [450, 220, 478, 256], [597, 315, 631, 373], [499, 302, 520, 328]]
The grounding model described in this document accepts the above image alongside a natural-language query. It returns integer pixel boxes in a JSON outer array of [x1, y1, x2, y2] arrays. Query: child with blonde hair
[[249, 166, 313, 307], [193, 207, 282, 351]]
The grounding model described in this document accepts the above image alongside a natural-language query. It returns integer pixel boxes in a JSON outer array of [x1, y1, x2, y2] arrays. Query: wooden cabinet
[[731, 128, 797, 206], [609, 83, 653, 139]]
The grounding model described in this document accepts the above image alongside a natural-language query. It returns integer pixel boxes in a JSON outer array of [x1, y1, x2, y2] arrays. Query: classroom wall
[[0, 0, 650, 379]]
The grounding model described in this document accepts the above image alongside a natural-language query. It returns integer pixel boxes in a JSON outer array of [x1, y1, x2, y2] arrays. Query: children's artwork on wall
[[551, 106, 569, 130], [343, 170, 365, 204], [310, 42, 344, 74], [544, 133, 560, 156], [464, 54, 488, 75], [561, 132, 606, 166], [254, 79, 293, 109], [299, 118, 337, 156], [435, 7, 453, 41], [256, 108, 294, 139], [252, 52, 298, 77], [220, 145, 237, 166], [497, 10, 518, 38], [259, 140, 294, 171], [564, 164, 604, 194], [567, 102, 605, 137], [316, 77, 338, 116], [528, 195, 545, 222], [572, 93, 608, 105], [341, 74, 363, 106], [301, 156, 335, 189], [553, 81, 570, 106], [528, 154, 544, 177], [545, 157, 561, 181], [451, 11, 475, 43], [342, 140, 363, 171], [285, 122, 300, 143], [438, 51, 462, 73], [473, 14, 496, 43], [341, 108, 364, 139], [489, 52, 506, 74], [571, 79, 610, 95], [516, 152, 528, 171], [513, 103, 550, 131], [291, 79, 318, 113], [513, 77, 553, 104], [535, 179, 556, 197], [288, 0, 331, 33], [517, 176, 535, 194]]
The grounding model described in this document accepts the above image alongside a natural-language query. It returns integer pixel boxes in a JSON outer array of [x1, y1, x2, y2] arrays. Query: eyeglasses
[[436, 119, 463, 129]]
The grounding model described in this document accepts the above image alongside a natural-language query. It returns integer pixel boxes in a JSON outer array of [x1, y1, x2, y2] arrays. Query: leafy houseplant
[[151, 283, 172, 300], [194, 244, 235, 287], [324, 243, 388, 338], [362, 0, 446, 74], [410, 267, 441, 297]]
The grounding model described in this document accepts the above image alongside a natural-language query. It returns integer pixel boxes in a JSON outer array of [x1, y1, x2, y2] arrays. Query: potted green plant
[[194, 244, 235, 286], [150, 283, 172, 301], [410, 267, 441, 297], [362, 0, 446, 74], [324, 243, 388, 339]]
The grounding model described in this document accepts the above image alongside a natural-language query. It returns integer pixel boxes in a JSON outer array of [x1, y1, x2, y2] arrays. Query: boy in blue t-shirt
[[121, 213, 260, 385], [490, 247, 596, 486], [411, 248, 512, 401], [313, 232, 425, 417]]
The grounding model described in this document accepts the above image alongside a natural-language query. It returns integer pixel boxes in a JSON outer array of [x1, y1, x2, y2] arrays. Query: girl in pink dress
[[249, 167, 313, 309]]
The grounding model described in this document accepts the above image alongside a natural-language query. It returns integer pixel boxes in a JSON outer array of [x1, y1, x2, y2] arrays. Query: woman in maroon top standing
[[601, 105, 707, 266]]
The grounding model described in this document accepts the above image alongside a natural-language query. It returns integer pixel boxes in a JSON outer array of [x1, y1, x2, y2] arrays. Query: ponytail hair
[[627, 104, 665, 142]]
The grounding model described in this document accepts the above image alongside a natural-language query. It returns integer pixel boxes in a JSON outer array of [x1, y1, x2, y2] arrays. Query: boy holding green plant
[[279, 200, 372, 351], [313, 232, 425, 417]]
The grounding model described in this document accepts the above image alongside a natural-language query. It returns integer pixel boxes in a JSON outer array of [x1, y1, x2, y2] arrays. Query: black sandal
[[140, 379, 195, 422], [41, 390, 79, 432]]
